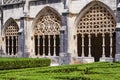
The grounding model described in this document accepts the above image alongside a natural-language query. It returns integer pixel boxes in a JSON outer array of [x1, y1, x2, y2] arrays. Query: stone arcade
[[0, 0, 120, 65]]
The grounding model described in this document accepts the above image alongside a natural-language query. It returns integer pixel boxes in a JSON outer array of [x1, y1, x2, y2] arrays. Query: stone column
[[11, 36, 14, 55], [88, 34, 91, 57], [37, 35, 40, 57], [53, 35, 56, 56], [7, 36, 10, 55], [79, 33, 94, 63], [42, 35, 45, 57], [115, 2, 120, 61], [59, 9, 70, 65], [116, 27, 120, 61], [102, 33, 105, 58], [48, 35, 51, 56], [0, 5, 3, 55], [21, 1, 31, 57], [0, 8, 1, 53], [60, 30, 64, 54], [18, 17, 25, 57], [16, 36, 18, 55], [81, 34, 85, 57], [110, 33, 113, 58], [100, 32, 114, 62]]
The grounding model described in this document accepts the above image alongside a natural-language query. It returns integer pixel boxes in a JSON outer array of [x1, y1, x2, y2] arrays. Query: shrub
[[0, 58, 51, 70], [1, 62, 120, 80]]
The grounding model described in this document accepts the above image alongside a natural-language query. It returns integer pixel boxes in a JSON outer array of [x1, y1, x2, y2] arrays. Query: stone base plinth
[[0, 55, 18, 58], [49, 56, 60, 66], [59, 53, 71, 65], [71, 57, 94, 64], [100, 57, 113, 62], [115, 54, 120, 62]]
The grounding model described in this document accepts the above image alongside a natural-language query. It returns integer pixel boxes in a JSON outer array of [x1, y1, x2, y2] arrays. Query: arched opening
[[77, 2, 116, 62], [33, 7, 61, 56], [4, 18, 19, 55]]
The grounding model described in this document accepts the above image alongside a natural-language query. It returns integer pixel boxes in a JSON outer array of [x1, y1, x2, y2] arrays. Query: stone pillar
[[18, 17, 25, 57], [0, 8, 3, 55], [81, 34, 85, 57], [100, 33, 113, 62], [110, 33, 113, 58], [60, 30, 64, 54], [59, 9, 70, 65], [102, 33, 105, 58], [78, 33, 94, 63], [42, 35, 45, 57], [0, 9, 1, 50], [88, 34, 91, 57], [7, 36, 10, 55], [16, 36, 18, 55], [116, 29, 120, 61], [11, 36, 14, 55], [48, 35, 51, 56], [37, 35, 40, 57], [115, 2, 120, 61], [53, 35, 56, 56]]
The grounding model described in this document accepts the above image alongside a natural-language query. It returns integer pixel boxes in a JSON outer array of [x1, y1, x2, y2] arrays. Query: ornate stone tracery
[[35, 10, 61, 35], [77, 4, 116, 34], [34, 7, 61, 56], [5, 19, 19, 55], [77, 3, 116, 61]]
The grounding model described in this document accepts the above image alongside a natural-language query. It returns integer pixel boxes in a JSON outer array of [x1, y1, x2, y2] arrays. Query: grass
[[0, 62, 120, 80]]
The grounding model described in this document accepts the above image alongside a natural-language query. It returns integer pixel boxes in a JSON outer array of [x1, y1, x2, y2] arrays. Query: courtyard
[[0, 58, 120, 80]]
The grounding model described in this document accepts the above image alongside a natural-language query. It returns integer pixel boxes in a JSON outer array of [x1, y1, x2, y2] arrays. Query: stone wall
[[0, 0, 118, 64]]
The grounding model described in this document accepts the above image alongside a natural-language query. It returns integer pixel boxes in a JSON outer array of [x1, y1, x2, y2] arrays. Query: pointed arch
[[32, 6, 62, 57], [3, 18, 19, 35], [75, 1, 116, 62], [32, 6, 61, 33], [3, 18, 19, 56], [75, 1, 117, 28]]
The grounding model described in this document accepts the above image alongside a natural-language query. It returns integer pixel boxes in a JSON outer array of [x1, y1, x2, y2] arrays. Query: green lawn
[[0, 62, 120, 80]]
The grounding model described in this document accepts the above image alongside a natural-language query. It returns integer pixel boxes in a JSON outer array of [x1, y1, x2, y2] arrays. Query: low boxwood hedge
[[0, 58, 51, 70], [1, 62, 120, 80]]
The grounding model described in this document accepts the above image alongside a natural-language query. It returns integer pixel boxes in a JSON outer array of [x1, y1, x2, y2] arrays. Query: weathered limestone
[[0, 0, 119, 65], [115, 0, 120, 62]]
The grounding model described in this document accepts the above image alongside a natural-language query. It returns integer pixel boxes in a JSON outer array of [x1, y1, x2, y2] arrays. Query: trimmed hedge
[[1, 62, 120, 80], [0, 58, 51, 70]]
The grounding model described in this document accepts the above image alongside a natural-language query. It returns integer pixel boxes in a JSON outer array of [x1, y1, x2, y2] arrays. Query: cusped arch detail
[[3, 18, 19, 36], [32, 6, 62, 56], [75, 1, 117, 34], [32, 6, 62, 35], [3, 18, 19, 56], [75, 1, 116, 61]]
